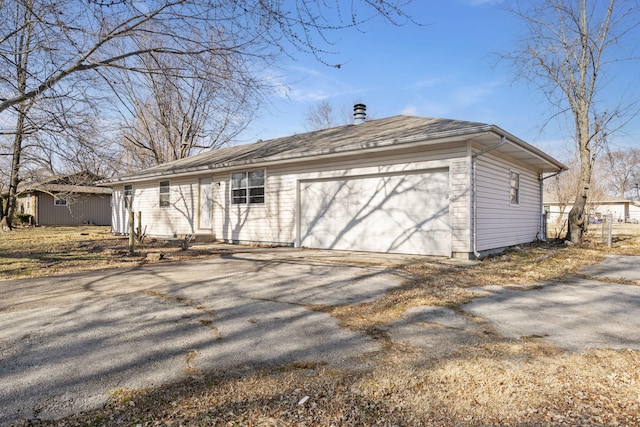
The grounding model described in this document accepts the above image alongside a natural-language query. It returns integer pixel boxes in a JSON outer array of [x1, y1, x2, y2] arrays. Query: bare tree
[[305, 100, 376, 130], [546, 156, 609, 238], [505, 0, 640, 243], [306, 100, 337, 131], [0, 0, 416, 228], [600, 148, 640, 199], [113, 47, 259, 169]]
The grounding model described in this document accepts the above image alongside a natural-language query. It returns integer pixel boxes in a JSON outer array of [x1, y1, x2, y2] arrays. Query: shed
[[11, 173, 112, 226], [105, 109, 565, 259]]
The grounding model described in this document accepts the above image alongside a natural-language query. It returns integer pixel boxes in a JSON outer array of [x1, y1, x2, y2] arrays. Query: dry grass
[[6, 224, 640, 426], [0, 225, 223, 281], [21, 345, 640, 426], [324, 235, 630, 333]]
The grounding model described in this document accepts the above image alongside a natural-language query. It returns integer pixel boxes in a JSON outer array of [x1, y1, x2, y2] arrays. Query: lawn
[[3, 224, 640, 426], [0, 226, 221, 281]]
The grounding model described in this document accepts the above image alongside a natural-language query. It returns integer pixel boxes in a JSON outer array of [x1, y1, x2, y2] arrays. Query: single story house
[[11, 173, 112, 226], [105, 106, 566, 259], [545, 197, 640, 224]]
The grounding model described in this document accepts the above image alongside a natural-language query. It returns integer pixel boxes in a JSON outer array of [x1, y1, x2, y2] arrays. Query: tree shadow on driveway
[[0, 256, 405, 425]]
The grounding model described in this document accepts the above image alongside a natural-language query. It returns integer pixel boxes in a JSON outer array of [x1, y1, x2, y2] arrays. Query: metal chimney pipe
[[353, 103, 366, 125]]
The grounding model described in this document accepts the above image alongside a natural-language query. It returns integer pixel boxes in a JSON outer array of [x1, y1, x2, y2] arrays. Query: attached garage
[[298, 169, 451, 256]]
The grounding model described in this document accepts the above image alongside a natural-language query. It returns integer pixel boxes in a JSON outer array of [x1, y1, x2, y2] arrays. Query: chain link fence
[[544, 211, 616, 246]]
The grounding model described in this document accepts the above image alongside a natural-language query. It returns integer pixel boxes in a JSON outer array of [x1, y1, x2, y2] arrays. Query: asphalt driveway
[[1, 250, 640, 425], [0, 252, 408, 425]]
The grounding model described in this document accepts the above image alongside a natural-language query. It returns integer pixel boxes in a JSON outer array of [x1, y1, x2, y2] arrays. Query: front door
[[198, 178, 212, 229]]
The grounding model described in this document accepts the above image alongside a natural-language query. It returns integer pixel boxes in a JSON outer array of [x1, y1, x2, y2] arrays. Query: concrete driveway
[[1, 250, 640, 425]]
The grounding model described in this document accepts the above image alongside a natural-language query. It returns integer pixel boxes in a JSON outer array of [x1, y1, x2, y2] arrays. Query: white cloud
[[452, 81, 500, 107], [263, 64, 366, 103], [405, 76, 450, 91], [400, 105, 418, 116]]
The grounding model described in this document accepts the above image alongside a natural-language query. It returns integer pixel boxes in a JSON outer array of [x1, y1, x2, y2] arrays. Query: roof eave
[[488, 127, 568, 173], [102, 126, 494, 185]]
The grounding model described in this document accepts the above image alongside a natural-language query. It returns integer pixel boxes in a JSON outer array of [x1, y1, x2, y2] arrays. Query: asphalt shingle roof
[[105, 115, 564, 183]]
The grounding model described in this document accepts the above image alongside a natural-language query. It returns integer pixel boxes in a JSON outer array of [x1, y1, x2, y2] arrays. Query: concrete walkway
[[386, 254, 640, 354]]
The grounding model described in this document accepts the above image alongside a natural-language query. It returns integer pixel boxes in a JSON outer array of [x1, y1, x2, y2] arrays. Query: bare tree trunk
[[2, 110, 27, 229], [568, 149, 593, 242]]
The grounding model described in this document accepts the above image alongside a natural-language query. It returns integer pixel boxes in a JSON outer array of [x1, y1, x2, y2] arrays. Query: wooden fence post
[[128, 210, 135, 253]]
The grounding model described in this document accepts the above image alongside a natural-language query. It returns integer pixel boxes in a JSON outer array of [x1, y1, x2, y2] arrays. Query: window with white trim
[[124, 185, 132, 209], [510, 171, 520, 205], [54, 196, 67, 207], [232, 170, 265, 204], [159, 181, 171, 207]]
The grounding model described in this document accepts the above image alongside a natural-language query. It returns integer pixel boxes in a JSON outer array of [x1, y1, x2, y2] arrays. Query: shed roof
[[544, 196, 634, 205], [104, 115, 567, 184], [8, 171, 112, 196]]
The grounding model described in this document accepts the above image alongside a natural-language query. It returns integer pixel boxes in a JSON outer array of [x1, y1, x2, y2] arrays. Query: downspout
[[539, 170, 565, 242], [471, 135, 506, 258]]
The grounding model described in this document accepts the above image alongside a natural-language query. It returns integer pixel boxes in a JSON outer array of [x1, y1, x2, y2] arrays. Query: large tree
[[506, 0, 640, 243], [112, 47, 258, 170], [0, 0, 416, 227]]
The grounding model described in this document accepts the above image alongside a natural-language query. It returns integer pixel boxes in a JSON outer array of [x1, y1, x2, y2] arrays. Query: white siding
[[111, 186, 126, 234], [113, 141, 474, 255], [212, 169, 296, 244], [451, 156, 471, 255], [210, 141, 470, 254], [475, 150, 542, 251], [112, 178, 200, 236]]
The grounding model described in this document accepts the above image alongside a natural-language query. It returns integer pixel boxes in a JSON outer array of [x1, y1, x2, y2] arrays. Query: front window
[[124, 185, 132, 209], [159, 181, 171, 207], [510, 171, 520, 205], [54, 197, 67, 207], [232, 170, 265, 204]]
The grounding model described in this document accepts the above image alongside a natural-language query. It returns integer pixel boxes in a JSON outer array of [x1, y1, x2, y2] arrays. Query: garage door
[[299, 169, 451, 256]]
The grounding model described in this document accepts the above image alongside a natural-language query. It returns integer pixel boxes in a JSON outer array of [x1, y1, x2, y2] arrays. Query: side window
[[510, 171, 520, 205], [54, 197, 68, 207], [159, 181, 171, 207], [124, 185, 132, 209], [232, 170, 265, 205]]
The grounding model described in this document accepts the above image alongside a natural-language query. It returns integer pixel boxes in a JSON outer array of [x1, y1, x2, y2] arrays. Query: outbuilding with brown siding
[[12, 173, 112, 226]]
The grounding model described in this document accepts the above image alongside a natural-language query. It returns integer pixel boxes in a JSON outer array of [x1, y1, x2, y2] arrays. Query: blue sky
[[240, 0, 640, 162]]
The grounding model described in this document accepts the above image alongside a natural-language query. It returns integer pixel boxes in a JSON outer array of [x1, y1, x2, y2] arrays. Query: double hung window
[[510, 171, 520, 205], [159, 181, 171, 207], [124, 185, 132, 209], [232, 170, 265, 205]]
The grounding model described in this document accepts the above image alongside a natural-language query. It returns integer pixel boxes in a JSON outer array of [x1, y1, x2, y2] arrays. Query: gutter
[[471, 135, 507, 259]]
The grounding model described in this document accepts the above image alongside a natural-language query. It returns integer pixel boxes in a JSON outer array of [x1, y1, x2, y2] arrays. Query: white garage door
[[299, 169, 451, 256]]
